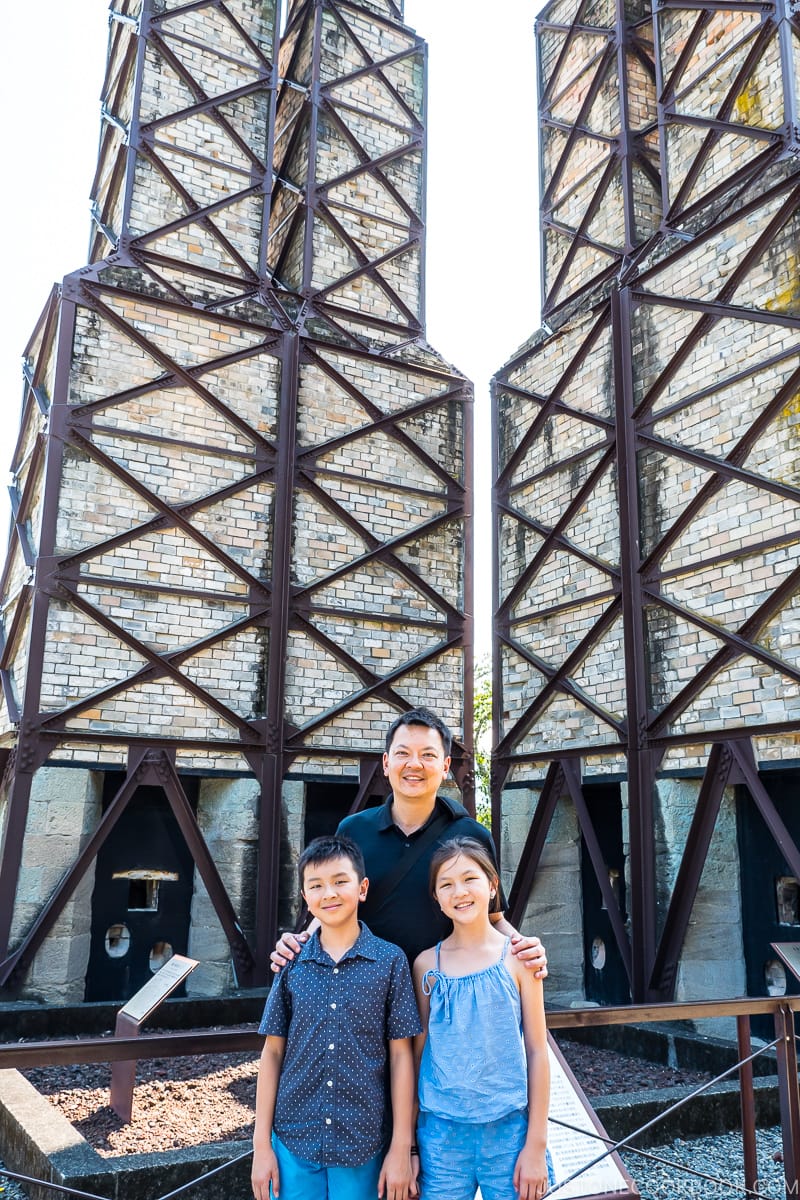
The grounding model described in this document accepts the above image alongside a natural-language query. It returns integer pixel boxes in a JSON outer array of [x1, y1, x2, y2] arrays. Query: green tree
[[474, 656, 492, 828]]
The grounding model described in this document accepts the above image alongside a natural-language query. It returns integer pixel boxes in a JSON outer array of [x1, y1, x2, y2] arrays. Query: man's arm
[[251, 1036, 285, 1200], [270, 916, 320, 973], [409, 947, 434, 1193], [490, 912, 548, 977], [470, 823, 548, 978], [378, 1038, 417, 1200]]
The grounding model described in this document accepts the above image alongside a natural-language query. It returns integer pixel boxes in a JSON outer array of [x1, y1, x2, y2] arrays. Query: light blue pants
[[418, 1109, 554, 1200], [270, 1133, 381, 1200]]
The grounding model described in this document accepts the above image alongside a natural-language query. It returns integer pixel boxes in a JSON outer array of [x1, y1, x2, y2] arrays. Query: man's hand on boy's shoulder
[[510, 933, 548, 978], [270, 930, 310, 973]]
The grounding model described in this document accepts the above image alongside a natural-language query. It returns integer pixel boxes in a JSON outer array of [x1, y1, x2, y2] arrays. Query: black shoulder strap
[[366, 808, 451, 918]]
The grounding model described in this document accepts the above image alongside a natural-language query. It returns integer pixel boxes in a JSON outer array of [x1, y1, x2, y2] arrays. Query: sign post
[[546, 1036, 639, 1200], [771, 943, 800, 986], [109, 954, 198, 1122]]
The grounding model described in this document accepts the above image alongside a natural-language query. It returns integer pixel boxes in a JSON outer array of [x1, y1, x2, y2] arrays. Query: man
[[271, 707, 548, 974]]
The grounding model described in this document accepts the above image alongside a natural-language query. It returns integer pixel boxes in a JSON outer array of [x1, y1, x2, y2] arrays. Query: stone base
[[594, 1078, 780, 1149], [0, 1070, 251, 1200]]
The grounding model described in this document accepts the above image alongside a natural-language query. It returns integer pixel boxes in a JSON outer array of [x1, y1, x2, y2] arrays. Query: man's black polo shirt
[[337, 794, 506, 964]]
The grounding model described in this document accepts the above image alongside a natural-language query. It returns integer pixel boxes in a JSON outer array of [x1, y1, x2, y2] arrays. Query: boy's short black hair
[[298, 835, 366, 890], [384, 707, 453, 756]]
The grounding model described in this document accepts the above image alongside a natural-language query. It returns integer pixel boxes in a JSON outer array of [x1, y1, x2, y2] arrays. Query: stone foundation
[[6, 769, 102, 1004]]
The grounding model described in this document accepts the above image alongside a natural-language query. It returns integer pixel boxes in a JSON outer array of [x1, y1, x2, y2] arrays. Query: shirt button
[[330, 1002, 337, 1009], [325, 1118, 332, 1125], [328, 1043, 335, 1050], [333, 968, 339, 974], [327, 1080, 333, 1087]]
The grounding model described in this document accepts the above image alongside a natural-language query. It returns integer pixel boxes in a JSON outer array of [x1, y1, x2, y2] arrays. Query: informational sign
[[546, 1036, 638, 1200], [111, 954, 199, 1122], [119, 954, 198, 1024], [771, 943, 800, 985]]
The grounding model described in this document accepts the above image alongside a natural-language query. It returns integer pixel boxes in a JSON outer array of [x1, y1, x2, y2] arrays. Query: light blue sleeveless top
[[417, 938, 529, 1122]]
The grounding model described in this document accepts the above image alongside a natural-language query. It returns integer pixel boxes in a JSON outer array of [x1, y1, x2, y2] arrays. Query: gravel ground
[[557, 1039, 712, 1096], [24, 1050, 258, 1156], [0, 1159, 29, 1200], [617, 1126, 788, 1200]]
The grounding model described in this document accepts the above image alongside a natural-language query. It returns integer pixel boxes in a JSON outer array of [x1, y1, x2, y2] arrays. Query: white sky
[[0, 1, 542, 656]]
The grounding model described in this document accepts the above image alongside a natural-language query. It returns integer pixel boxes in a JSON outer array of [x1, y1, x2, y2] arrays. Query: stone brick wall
[[502, 784, 584, 1008], [3, 769, 102, 1003], [653, 779, 746, 1006], [186, 776, 260, 996], [537, 0, 660, 316]]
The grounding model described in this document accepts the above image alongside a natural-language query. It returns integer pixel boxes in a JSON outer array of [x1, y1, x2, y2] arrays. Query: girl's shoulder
[[504, 935, 542, 989], [412, 945, 437, 982], [503, 942, 524, 985]]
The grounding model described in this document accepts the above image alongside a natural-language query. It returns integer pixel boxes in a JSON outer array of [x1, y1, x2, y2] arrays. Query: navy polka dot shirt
[[259, 921, 421, 1166]]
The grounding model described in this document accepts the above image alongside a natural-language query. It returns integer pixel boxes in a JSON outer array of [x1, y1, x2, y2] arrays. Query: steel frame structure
[[0, 0, 472, 994], [494, 0, 800, 1001]]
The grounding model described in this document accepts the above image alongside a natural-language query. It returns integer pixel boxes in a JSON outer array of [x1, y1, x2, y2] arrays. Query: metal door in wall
[[738, 773, 800, 1038], [85, 778, 197, 1001], [304, 782, 384, 844], [581, 783, 631, 1005]]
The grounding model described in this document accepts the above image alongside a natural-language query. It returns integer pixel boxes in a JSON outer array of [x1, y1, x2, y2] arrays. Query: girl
[[412, 836, 550, 1200]]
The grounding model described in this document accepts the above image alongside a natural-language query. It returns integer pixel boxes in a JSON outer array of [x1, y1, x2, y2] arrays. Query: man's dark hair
[[384, 707, 453, 756], [298, 835, 366, 890]]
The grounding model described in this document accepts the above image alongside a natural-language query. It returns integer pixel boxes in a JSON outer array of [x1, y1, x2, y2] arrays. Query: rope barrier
[[0, 1148, 253, 1200], [546, 1116, 777, 1200], [0, 1165, 108, 1199], [154, 1148, 253, 1200]]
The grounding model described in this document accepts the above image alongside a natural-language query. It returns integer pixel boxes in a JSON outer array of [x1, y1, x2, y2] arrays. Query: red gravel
[[24, 1051, 259, 1157], [556, 1040, 711, 1097], [22, 1038, 712, 1158]]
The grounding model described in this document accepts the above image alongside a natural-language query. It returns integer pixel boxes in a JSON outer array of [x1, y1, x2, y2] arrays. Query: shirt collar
[[300, 921, 381, 965], [377, 791, 466, 832]]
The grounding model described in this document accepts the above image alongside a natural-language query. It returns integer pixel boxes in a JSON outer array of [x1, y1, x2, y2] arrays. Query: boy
[[252, 835, 421, 1200]]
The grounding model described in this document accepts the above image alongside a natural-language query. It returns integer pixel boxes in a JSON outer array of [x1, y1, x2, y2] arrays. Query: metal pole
[[774, 1003, 800, 1200], [612, 285, 657, 1001], [254, 330, 299, 982], [737, 1012, 758, 1197]]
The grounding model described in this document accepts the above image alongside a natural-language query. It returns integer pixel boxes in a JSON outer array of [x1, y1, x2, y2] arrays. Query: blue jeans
[[418, 1109, 554, 1200], [270, 1133, 381, 1200]]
